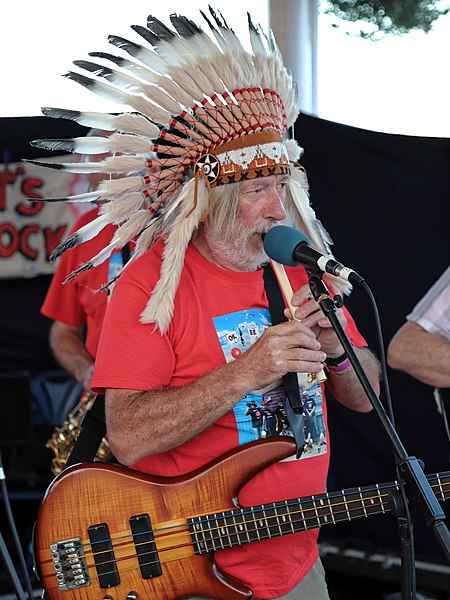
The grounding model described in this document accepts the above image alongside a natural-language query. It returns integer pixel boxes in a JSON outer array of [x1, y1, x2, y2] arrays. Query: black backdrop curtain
[[296, 113, 450, 560], [1, 114, 449, 560]]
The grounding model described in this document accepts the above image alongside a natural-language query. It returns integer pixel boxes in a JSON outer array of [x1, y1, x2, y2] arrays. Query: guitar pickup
[[88, 523, 120, 588], [130, 514, 162, 579]]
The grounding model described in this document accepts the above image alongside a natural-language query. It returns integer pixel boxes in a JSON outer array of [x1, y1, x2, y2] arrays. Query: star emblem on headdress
[[194, 153, 220, 183]]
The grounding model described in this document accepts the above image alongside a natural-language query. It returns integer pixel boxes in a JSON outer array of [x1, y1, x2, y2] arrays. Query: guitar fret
[[264, 503, 286, 539], [326, 493, 336, 525], [272, 501, 290, 536], [298, 500, 306, 532], [318, 496, 331, 525], [358, 487, 368, 519], [190, 518, 209, 554], [311, 496, 320, 527], [376, 484, 387, 514], [234, 510, 251, 544], [258, 505, 269, 539], [219, 511, 239, 548], [245, 507, 261, 544], [212, 514, 225, 550], [342, 493, 351, 521], [229, 511, 243, 545], [284, 500, 296, 534], [437, 474, 444, 501]]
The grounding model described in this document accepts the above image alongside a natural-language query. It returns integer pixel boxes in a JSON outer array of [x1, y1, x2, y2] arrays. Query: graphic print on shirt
[[213, 308, 327, 459], [107, 247, 134, 294]]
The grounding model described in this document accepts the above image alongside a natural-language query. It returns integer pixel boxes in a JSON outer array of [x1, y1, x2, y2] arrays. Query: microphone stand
[[306, 269, 450, 600]]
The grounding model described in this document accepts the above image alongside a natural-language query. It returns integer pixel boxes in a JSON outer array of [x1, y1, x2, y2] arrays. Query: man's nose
[[264, 188, 286, 221]]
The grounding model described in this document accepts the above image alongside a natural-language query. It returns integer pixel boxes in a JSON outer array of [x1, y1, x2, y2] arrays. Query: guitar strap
[[262, 263, 305, 459], [64, 244, 131, 469], [65, 394, 106, 468]]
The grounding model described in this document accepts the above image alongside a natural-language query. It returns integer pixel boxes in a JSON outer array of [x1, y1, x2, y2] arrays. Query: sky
[[1, 0, 449, 137], [317, 8, 450, 137]]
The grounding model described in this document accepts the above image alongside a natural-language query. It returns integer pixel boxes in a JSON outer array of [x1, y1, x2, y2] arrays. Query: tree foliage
[[323, 0, 450, 39]]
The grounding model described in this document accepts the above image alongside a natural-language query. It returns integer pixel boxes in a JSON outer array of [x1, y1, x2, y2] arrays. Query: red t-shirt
[[41, 207, 117, 359], [92, 238, 367, 598]]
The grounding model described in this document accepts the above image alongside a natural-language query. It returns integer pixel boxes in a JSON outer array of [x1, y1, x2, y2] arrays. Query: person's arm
[[325, 346, 380, 411], [105, 319, 327, 465], [49, 321, 94, 391], [387, 320, 450, 388]]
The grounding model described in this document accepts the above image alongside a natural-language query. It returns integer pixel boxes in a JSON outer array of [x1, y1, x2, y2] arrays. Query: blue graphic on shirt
[[212, 308, 327, 459], [108, 252, 127, 281]]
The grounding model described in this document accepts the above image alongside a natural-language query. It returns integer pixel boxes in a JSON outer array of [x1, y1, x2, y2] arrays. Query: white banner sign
[[0, 156, 87, 279]]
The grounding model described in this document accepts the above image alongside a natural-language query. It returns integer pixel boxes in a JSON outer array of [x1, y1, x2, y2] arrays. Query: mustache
[[251, 222, 279, 239]]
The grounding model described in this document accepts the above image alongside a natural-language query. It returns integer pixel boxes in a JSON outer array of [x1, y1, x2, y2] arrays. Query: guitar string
[[41, 476, 450, 571], [40, 476, 449, 584]]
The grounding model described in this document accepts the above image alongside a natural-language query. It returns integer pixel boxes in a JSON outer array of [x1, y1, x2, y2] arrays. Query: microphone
[[264, 225, 364, 285]]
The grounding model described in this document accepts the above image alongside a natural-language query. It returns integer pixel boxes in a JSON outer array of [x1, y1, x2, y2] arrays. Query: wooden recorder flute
[[269, 259, 327, 383]]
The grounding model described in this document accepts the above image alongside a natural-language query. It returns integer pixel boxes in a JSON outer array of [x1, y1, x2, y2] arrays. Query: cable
[[0, 450, 35, 599]]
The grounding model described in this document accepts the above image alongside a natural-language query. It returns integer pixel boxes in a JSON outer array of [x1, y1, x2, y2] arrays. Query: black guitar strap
[[262, 263, 305, 459], [65, 394, 107, 468]]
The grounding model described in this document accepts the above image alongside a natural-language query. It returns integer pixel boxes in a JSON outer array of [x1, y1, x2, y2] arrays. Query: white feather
[[99, 192, 144, 222], [285, 139, 303, 163], [108, 35, 166, 72], [112, 114, 160, 138], [41, 107, 160, 138], [111, 209, 150, 243], [102, 155, 148, 174], [97, 176, 143, 198], [108, 133, 153, 154], [140, 178, 208, 331]]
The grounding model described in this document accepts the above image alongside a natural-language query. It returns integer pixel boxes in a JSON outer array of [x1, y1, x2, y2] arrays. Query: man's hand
[[286, 284, 346, 358], [237, 319, 327, 390]]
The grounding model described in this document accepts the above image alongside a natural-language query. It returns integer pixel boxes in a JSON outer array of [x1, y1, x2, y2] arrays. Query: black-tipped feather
[[27, 196, 72, 203], [22, 159, 64, 170], [108, 35, 144, 56], [208, 5, 231, 30], [31, 138, 78, 152], [63, 71, 97, 91], [199, 10, 218, 37], [63, 262, 93, 282], [146, 16, 175, 40], [41, 107, 82, 121], [50, 234, 81, 262], [170, 14, 203, 37], [89, 51, 127, 67], [73, 60, 114, 78], [130, 25, 160, 47]]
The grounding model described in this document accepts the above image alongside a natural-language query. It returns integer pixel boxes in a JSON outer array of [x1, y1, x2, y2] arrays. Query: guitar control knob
[[126, 593, 138, 599], [102, 596, 114, 599]]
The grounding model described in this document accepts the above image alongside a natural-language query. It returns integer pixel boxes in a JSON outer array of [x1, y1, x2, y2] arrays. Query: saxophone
[[46, 391, 113, 476]]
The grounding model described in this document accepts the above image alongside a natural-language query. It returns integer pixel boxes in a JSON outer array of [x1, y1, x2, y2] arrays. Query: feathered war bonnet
[[30, 6, 351, 332]]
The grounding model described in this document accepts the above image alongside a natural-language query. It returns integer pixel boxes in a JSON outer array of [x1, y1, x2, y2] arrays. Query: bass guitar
[[34, 437, 450, 599]]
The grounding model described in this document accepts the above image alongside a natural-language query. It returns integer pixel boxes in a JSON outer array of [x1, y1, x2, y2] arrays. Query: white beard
[[203, 218, 276, 272]]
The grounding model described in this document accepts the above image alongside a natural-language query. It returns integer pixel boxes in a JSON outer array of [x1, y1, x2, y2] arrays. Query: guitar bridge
[[50, 537, 90, 591]]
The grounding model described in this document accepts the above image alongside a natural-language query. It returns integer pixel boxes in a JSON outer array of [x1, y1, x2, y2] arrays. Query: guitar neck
[[190, 472, 450, 554]]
